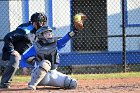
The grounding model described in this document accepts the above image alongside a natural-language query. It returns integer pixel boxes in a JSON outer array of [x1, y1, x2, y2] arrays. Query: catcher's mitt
[[74, 13, 87, 30]]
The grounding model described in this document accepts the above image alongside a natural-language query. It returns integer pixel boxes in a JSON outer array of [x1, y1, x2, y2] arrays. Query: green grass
[[1, 72, 140, 82], [71, 72, 140, 80], [13, 75, 31, 82]]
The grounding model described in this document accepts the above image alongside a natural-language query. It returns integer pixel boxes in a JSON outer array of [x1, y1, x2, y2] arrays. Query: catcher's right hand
[[74, 13, 87, 30], [22, 67, 29, 75]]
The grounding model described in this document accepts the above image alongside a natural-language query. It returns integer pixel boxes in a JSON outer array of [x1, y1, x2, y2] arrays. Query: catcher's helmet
[[36, 26, 52, 36], [36, 25, 53, 43]]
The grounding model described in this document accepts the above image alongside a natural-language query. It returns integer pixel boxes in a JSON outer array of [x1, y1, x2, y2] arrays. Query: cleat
[[27, 85, 36, 90], [0, 83, 10, 89]]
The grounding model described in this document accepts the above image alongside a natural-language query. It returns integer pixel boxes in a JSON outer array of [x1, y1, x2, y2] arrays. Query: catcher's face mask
[[36, 26, 54, 44], [43, 30, 53, 40]]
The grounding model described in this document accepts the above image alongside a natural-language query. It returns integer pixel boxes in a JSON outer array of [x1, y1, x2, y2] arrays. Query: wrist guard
[[68, 28, 78, 37]]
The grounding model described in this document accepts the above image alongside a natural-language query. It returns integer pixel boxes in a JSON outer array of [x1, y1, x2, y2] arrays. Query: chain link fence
[[0, 0, 140, 74]]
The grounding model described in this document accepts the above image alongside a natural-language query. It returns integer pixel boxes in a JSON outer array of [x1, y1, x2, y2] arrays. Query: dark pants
[[0, 54, 20, 85]]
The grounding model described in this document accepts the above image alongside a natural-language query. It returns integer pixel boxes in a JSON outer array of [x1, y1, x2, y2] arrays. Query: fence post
[[122, 0, 127, 72]]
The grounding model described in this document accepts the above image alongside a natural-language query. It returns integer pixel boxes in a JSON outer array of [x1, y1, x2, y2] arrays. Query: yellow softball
[[74, 14, 81, 22]]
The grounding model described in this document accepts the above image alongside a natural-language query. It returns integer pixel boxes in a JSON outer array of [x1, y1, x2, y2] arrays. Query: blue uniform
[[20, 25, 78, 90], [20, 33, 71, 68]]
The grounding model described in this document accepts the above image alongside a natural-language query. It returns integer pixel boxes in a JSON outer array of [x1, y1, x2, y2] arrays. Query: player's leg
[[28, 60, 51, 90], [0, 54, 20, 88], [64, 75, 77, 89], [38, 71, 51, 86], [39, 70, 77, 89]]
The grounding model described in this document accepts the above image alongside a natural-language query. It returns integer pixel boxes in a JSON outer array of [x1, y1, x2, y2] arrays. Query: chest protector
[[34, 40, 60, 69]]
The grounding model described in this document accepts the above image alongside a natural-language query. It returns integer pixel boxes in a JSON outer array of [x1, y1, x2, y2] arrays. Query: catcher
[[20, 13, 87, 90]]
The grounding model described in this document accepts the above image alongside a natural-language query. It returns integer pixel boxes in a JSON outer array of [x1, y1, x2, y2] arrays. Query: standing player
[[0, 12, 47, 88], [20, 13, 87, 90]]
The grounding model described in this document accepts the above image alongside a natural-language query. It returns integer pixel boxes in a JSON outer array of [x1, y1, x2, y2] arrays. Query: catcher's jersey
[[34, 40, 58, 69], [20, 33, 72, 68]]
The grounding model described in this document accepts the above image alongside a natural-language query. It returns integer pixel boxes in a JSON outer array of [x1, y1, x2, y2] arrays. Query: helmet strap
[[36, 22, 42, 29]]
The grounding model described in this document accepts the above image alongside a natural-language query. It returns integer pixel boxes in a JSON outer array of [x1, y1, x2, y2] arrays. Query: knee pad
[[39, 60, 51, 72], [64, 76, 77, 89]]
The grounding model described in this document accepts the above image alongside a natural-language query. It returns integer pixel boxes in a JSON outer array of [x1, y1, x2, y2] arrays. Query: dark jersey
[[2, 22, 36, 61]]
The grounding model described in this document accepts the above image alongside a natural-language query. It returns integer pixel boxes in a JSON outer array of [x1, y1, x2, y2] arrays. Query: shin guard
[[28, 60, 51, 88], [29, 67, 46, 86]]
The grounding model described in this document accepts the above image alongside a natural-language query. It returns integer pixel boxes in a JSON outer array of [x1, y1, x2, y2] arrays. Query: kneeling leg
[[40, 70, 77, 89], [28, 60, 51, 90]]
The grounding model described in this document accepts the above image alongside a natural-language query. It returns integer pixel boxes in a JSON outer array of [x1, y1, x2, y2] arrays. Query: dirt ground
[[1, 77, 140, 93]]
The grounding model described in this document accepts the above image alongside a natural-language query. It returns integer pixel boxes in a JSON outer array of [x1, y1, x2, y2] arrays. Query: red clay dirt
[[1, 77, 140, 93]]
